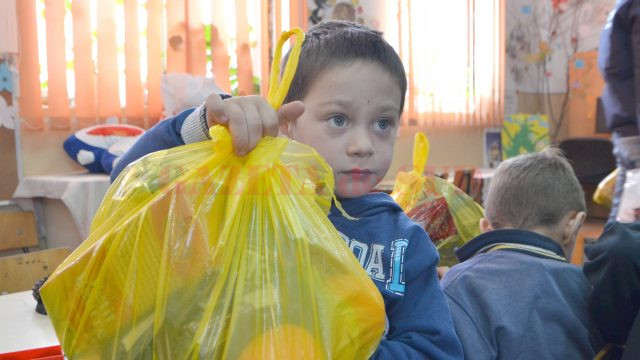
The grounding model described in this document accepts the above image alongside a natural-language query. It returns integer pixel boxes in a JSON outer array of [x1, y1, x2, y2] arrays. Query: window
[[17, 0, 502, 130], [386, 0, 505, 127], [18, 0, 305, 130]]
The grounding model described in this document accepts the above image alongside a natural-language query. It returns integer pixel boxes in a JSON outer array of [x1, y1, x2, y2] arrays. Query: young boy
[[112, 21, 463, 359], [440, 149, 603, 359]]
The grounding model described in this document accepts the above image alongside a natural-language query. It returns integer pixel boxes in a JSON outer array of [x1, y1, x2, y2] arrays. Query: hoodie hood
[[332, 192, 403, 219]]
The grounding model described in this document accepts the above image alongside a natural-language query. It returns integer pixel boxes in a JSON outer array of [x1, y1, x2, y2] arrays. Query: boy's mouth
[[341, 169, 374, 181]]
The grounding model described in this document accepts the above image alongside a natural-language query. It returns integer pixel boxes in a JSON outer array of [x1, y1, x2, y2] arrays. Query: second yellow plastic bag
[[593, 168, 618, 208], [41, 28, 385, 359], [391, 133, 485, 266]]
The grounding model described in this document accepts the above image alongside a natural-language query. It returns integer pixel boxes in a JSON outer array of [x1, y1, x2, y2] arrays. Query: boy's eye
[[374, 119, 392, 131], [329, 115, 347, 128]]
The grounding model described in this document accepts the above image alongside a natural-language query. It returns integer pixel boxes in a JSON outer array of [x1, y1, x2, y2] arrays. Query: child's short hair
[[283, 21, 407, 114], [485, 148, 586, 230]]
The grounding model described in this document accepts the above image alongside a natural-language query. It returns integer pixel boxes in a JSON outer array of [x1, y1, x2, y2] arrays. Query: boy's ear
[[479, 218, 493, 233], [562, 211, 586, 246]]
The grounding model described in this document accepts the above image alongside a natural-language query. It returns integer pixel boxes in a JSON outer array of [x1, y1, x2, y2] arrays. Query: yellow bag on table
[[41, 29, 385, 360], [391, 133, 485, 266]]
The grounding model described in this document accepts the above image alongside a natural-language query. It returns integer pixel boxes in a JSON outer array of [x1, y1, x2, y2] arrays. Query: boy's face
[[286, 60, 402, 198]]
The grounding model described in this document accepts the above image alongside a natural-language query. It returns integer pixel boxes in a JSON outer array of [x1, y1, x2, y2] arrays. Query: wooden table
[[12, 173, 111, 250]]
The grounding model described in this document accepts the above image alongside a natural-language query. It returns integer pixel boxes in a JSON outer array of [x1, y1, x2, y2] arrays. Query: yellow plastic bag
[[391, 133, 485, 266], [593, 168, 618, 208], [41, 28, 385, 359]]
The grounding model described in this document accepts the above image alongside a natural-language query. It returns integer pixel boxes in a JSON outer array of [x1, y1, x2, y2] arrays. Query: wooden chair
[[0, 210, 39, 252], [570, 218, 606, 265], [570, 232, 587, 265], [0, 211, 71, 293], [453, 167, 484, 204], [0, 248, 71, 293]]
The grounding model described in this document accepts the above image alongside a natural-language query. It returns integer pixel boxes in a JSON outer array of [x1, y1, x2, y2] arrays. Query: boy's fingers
[[226, 103, 249, 155], [436, 266, 450, 279], [276, 101, 305, 126], [244, 104, 263, 153], [205, 94, 229, 126], [258, 102, 280, 137]]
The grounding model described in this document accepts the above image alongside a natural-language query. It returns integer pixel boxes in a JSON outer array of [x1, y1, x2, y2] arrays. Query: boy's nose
[[346, 131, 374, 158]]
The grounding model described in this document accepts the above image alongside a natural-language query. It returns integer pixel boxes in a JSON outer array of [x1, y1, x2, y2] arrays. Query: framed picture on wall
[[0, 56, 19, 201], [501, 113, 550, 160], [484, 128, 502, 169], [308, 0, 385, 30]]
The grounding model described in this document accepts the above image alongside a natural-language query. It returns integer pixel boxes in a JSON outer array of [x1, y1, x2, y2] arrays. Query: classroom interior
[[0, 0, 628, 357]]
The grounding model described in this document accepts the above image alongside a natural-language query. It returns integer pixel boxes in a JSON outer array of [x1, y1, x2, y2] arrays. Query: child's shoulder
[[442, 249, 584, 294], [339, 192, 423, 229]]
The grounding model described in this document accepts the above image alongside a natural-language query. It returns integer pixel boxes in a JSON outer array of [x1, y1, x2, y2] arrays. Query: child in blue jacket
[[441, 149, 603, 359], [111, 21, 463, 359]]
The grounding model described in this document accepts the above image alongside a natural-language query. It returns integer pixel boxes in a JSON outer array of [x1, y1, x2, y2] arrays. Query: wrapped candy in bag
[[391, 133, 484, 266]]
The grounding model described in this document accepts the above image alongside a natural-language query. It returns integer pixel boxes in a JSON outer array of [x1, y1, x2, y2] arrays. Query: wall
[[21, 124, 485, 181], [567, 50, 608, 138], [384, 127, 484, 181], [505, 0, 614, 140], [21, 129, 84, 176]]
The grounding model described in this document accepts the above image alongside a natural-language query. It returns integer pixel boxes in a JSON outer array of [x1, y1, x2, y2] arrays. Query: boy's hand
[[437, 266, 450, 279], [204, 94, 305, 156]]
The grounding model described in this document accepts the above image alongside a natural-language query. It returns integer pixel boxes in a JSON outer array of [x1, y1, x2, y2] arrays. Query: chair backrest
[[558, 138, 616, 185], [595, 97, 610, 134], [0, 211, 39, 251], [0, 247, 71, 293]]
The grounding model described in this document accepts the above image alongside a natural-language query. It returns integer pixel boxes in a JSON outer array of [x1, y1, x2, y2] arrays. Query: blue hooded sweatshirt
[[331, 194, 463, 359], [111, 105, 463, 359]]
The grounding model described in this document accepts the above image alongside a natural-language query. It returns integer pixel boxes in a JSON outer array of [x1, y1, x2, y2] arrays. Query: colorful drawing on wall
[[0, 96, 16, 129], [484, 128, 503, 169], [569, 50, 599, 101], [505, 0, 614, 94], [568, 50, 604, 136], [0, 60, 14, 93], [501, 114, 550, 159], [0, 56, 19, 200], [308, 0, 382, 30]]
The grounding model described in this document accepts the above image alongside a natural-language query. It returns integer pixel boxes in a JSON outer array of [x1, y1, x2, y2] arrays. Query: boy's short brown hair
[[283, 21, 407, 114], [485, 148, 586, 230]]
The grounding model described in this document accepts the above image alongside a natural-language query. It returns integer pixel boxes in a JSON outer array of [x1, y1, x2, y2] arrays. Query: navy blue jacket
[[584, 221, 640, 346], [599, 0, 640, 135], [111, 107, 464, 359], [441, 229, 602, 360]]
